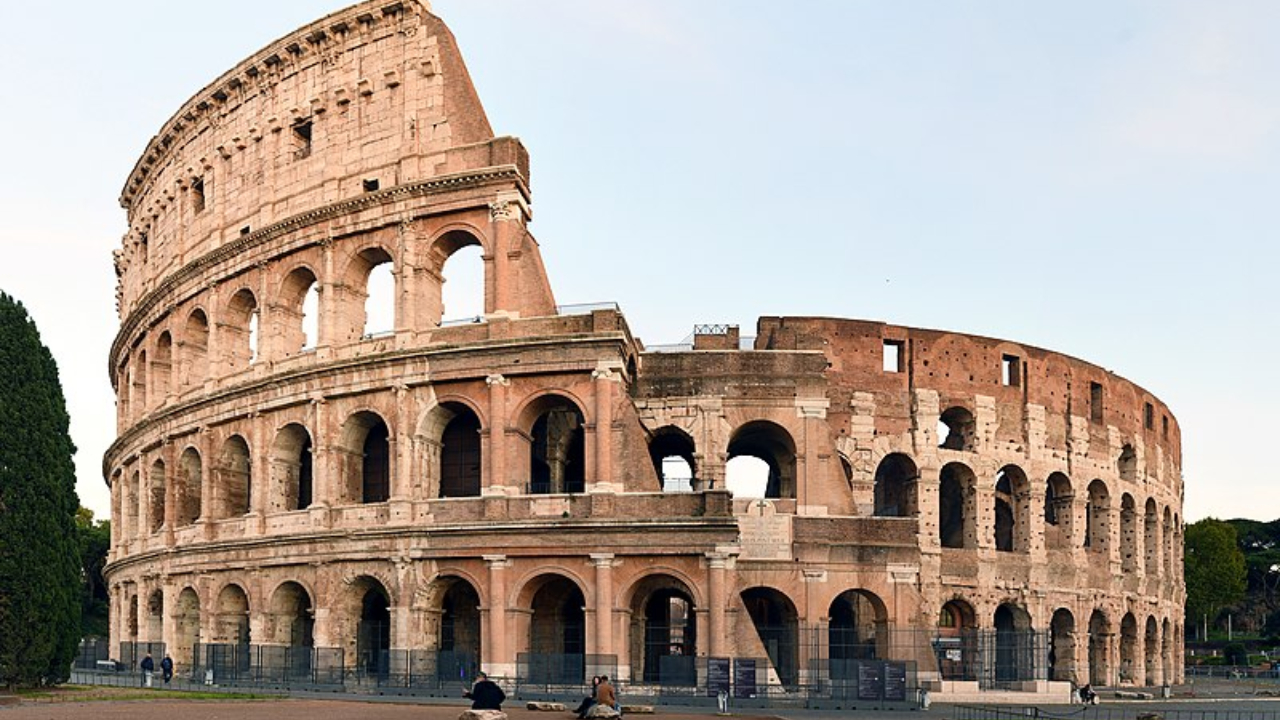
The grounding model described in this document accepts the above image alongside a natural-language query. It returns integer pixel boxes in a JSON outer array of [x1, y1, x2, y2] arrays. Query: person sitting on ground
[[574, 676, 601, 719], [464, 671, 506, 710]]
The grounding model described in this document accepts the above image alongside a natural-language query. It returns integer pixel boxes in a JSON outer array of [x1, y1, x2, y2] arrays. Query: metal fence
[[953, 706, 1280, 720]]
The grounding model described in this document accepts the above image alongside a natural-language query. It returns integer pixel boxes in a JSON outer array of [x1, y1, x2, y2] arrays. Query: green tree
[[1184, 518, 1247, 635], [75, 507, 110, 638], [0, 292, 81, 688]]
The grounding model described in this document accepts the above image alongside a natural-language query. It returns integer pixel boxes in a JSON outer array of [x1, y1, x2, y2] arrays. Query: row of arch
[[873, 452, 1181, 567], [120, 572, 1179, 687], [117, 232, 487, 424], [113, 395, 586, 537]]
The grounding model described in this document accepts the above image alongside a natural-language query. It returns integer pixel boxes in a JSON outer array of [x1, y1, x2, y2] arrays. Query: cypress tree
[[0, 292, 81, 688]]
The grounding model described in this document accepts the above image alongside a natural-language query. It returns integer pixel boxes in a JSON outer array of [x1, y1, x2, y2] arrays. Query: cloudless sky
[[0, 1, 1275, 523]]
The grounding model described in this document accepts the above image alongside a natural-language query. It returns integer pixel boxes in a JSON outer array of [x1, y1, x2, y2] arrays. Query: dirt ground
[[0, 696, 777, 720]]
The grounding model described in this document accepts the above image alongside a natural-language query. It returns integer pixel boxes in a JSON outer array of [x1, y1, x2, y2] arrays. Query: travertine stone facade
[[105, 0, 1184, 697]]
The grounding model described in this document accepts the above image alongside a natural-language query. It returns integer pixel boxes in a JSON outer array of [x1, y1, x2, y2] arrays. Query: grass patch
[[14, 685, 275, 703]]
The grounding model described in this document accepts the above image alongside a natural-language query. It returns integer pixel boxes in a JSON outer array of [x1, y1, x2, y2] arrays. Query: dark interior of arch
[[362, 420, 390, 503], [530, 402, 585, 494], [740, 587, 798, 685], [874, 454, 917, 517], [939, 407, 976, 451], [649, 428, 697, 491], [441, 580, 481, 678], [440, 406, 482, 498], [939, 466, 967, 548], [358, 586, 391, 675], [529, 577, 586, 674]]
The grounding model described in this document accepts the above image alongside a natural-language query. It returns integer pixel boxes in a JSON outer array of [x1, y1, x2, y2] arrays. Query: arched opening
[[1120, 494, 1139, 572], [184, 309, 209, 386], [177, 447, 202, 526], [829, 589, 887, 678], [1085, 480, 1110, 551], [278, 267, 320, 354], [356, 579, 392, 678], [1044, 472, 1074, 550], [1050, 609, 1076, 683], [526, 575, 587, 683], [627, 575, 696, 685], [740, 587, 799, 686], [425, 229, 486, 327], [217, 435, 252, 518], [439, 404, 482, 498], [146, 589, 164, 643], [441, 244, 486, 323], [211, 584, 251, 676], [1144, 499, 1159, 576], [173, 588, 201, 677], [1144, 616, 1159, 686], [874, 453, 918, 517], [270, 423, 313, 513], [225, 289, 259, 369], [133, 350, 148, 412], [267, 582, 314, 679], [1162, 507, 1174, 578], [939, 462, 976, 549], [1118, 444, 1137, 482], [1088, 609, 1111, 685], [938, 407, 976, 451], [526, 396, 586, 494], [935, 599, 977, 681], [649, 426, 696, 493], [438, 578, 482, 681], [148, 460, 166, 533], [153, 332, 172, 401], [993, 603, 1033, 685], [994, 466, 1030, 552], [1119, 612, 1138, 684], [125, 470, 140, 540], [727, 421, 797, 499], [1161, 618, 1173, 684], [339, 411, 391, 504], [361, 249, 396, 337]]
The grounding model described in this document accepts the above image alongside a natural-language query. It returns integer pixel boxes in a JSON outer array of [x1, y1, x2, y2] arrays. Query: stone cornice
[[109, 165, 525, 379], [103, 514, 739, 576], [120, 0, 429, 209]]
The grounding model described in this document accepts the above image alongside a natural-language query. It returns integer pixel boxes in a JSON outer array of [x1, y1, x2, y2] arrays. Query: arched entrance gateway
[[521, 575, 587, 683], [740, 587, 799, 686], [1089, 610, 1112, 686], [991, 604, 1036, 687], [266, 582, 314, 680], [935, 599, 978, 681], [627, 575, 696, 685], [436, 578, 482, 681], [1049, 609, 1076, 683], [828, 590, 888, 680]]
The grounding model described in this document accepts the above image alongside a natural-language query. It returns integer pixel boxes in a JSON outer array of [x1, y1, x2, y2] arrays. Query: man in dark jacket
[[160, 654, 174, 683], [140, 653, 155, 687], [465, 671, 506, 710]]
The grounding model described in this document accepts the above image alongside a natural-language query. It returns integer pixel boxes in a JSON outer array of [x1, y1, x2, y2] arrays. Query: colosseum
[[103, 0, 1185, 704]]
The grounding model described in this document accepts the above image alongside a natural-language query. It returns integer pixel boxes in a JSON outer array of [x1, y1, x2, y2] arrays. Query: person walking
[[139, 653, 155, 687], [160, 654, 174, 684], [464, 671, 506, 710]]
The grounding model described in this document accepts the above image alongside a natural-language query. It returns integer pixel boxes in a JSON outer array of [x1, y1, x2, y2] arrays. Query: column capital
[[483, 554, 511, 568], [486, 374, 510, 387], [589, 553, 617, 567]]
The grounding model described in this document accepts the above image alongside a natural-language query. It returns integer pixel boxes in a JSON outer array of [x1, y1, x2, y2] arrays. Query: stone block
[[459, 710, 507, 720], [526, 702, 566, 711], [585, 704, 621, 719]]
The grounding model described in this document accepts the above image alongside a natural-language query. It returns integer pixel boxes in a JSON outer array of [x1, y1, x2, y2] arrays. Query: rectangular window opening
[[1162, 415, 1169, 440], [883, 340, 903, 373], [1090, 382, 1104, 424], [240, 226, 251, 237], [363, 178, 380, 192], [1144, 402, 1154, 430], [1001, 354, 1021, 387], [191, 176, 206, 214], [293, 120, 313, 159]]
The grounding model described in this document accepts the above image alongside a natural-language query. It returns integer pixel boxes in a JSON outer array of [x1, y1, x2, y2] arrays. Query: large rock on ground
[[527, 702, 566, 711], [459, 710, 508, 720], [621, 705, 654, 714]]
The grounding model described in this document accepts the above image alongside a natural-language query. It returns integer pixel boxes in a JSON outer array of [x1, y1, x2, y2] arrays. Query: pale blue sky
[[0, 1, 1274, 522]]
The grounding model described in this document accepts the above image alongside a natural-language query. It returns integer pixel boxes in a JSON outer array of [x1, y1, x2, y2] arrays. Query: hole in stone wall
[[191, 176, 206, 213], [293, 120, 313, 159], [1002, 355, 1020, 387], [1090, 382, 1104, 423], [363, 178, 380, 192]]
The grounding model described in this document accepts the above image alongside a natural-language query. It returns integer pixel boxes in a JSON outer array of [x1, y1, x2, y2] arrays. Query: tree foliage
[[1184, 518, 1247, 625], [0, 292, 81, 688], [75, 507, 110, 638]]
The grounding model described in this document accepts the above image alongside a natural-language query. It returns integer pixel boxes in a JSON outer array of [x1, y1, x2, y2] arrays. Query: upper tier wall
[[112, 0, 507, 319], [756, 316, 1182, 471]]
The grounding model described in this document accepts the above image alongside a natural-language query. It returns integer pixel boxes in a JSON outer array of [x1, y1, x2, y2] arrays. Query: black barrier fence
[[953, 706, 1280, 720]]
